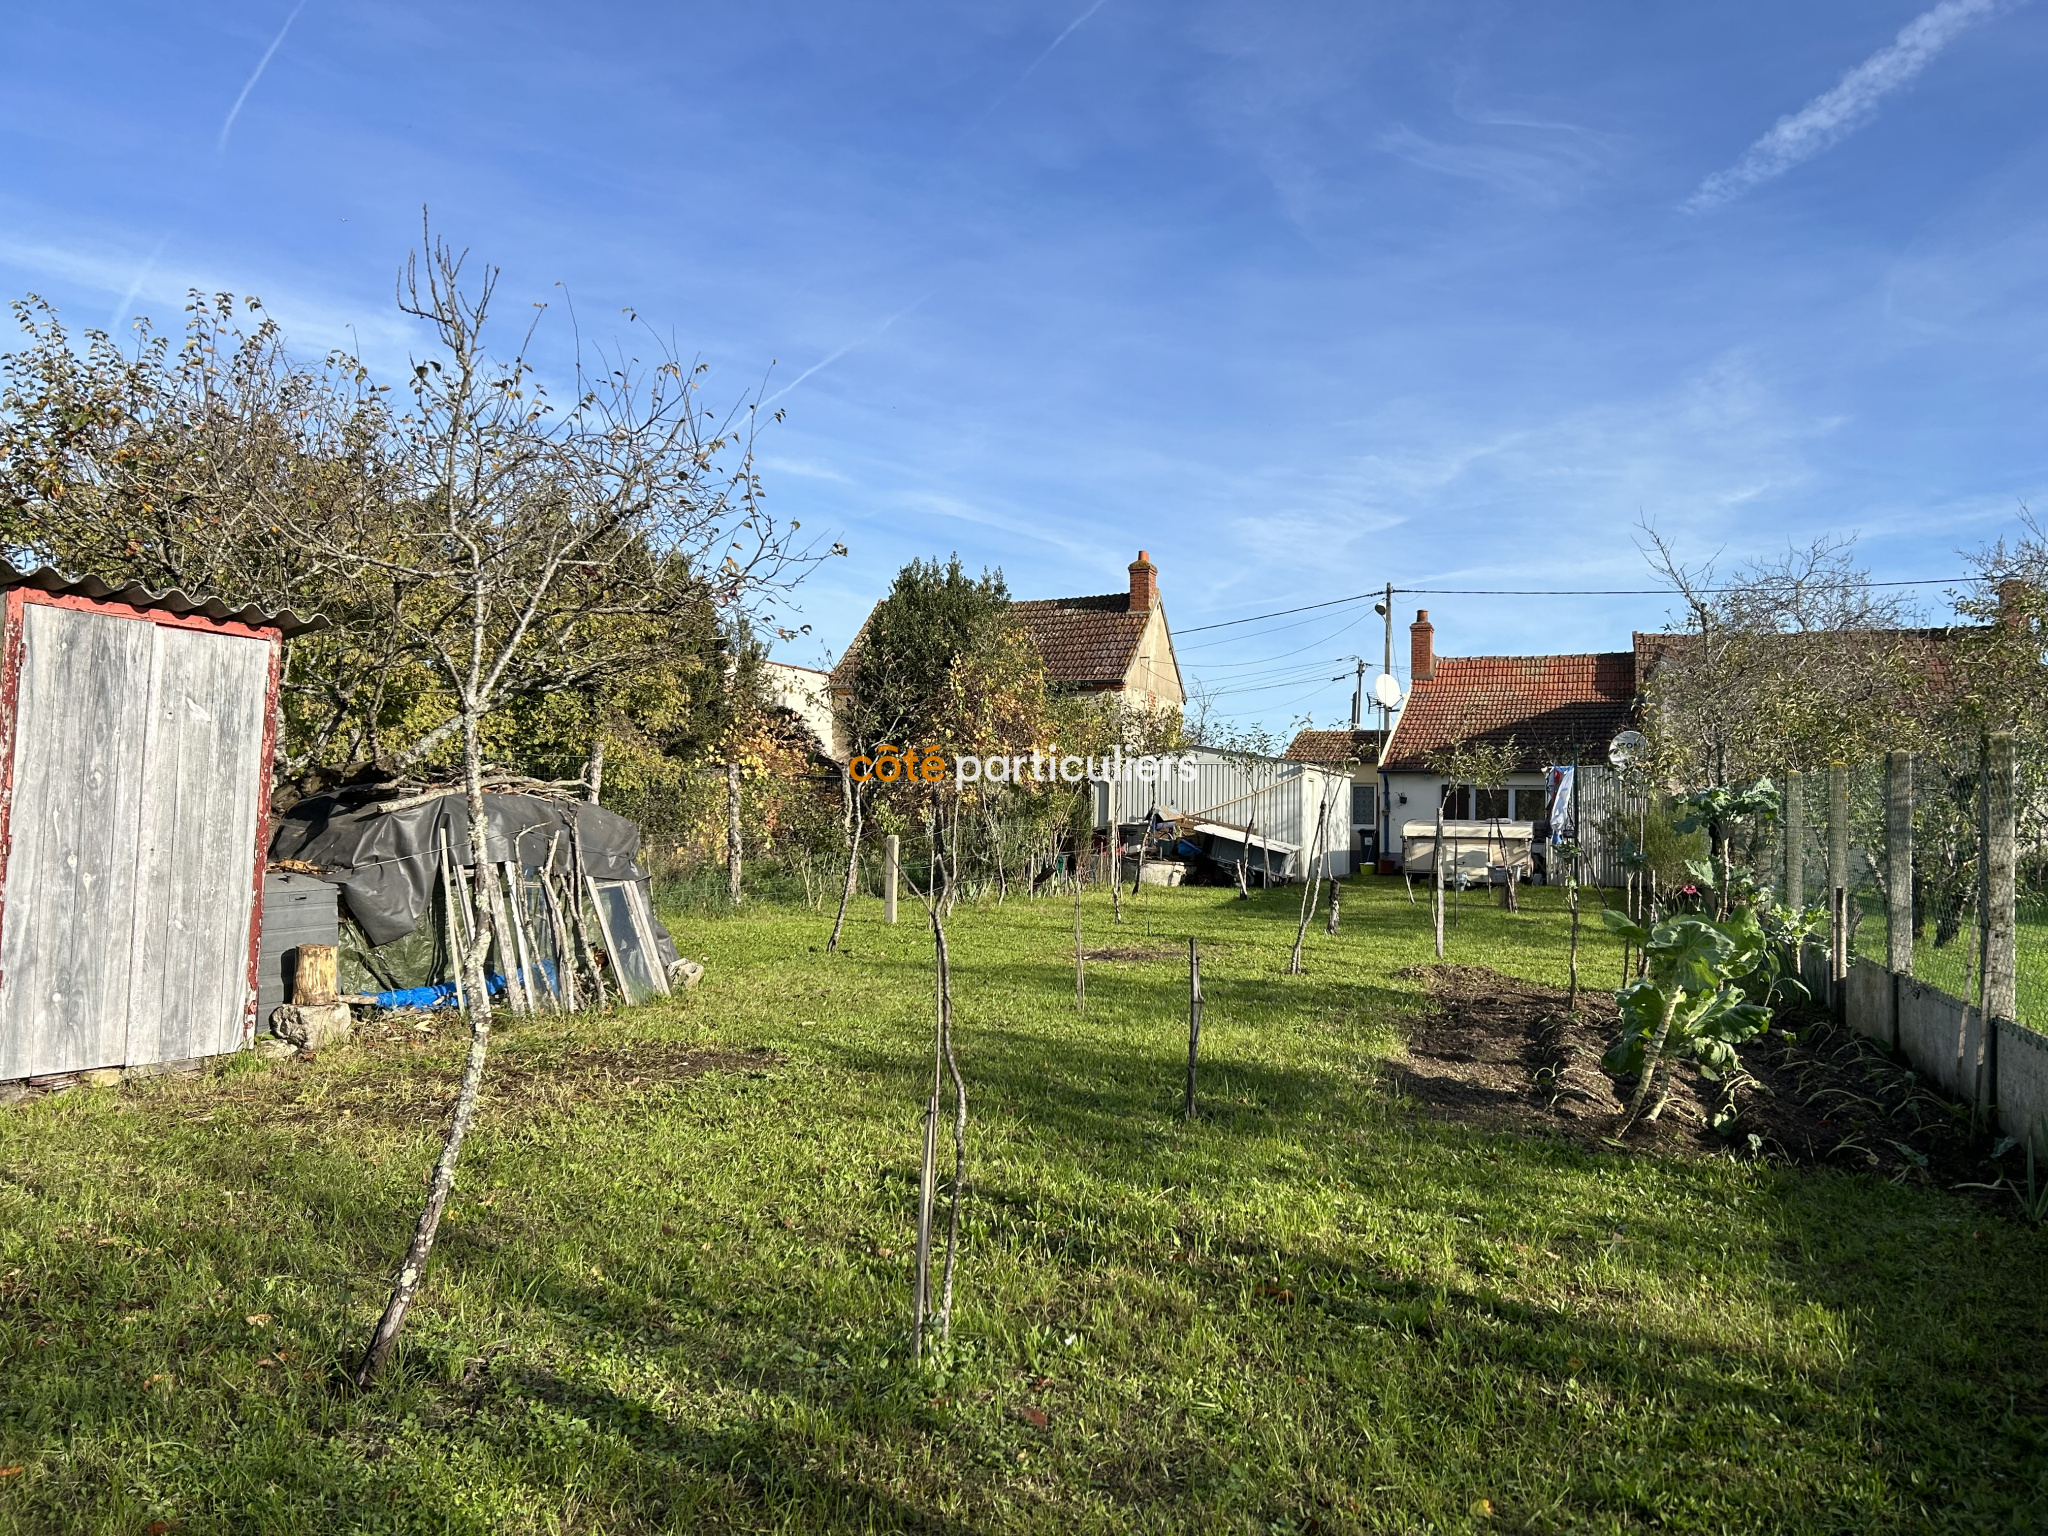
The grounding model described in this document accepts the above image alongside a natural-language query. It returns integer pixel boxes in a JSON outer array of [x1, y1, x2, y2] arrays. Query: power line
[[1178, 594, 1375, 635], [1398, 578, 1966, 596], [1174, 575, 1971, 637]]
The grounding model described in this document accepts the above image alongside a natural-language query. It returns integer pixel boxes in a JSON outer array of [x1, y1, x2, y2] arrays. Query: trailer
[[1399, 819, 1536, 886]]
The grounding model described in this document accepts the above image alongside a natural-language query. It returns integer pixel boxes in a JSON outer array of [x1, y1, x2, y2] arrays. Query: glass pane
[[1512, 787, 1546, 822], [1474, 787, 1510, 820], [1350, 783, 1375, 826], [1440, 784, 1466, 819], [595, 880, 661, 1004]]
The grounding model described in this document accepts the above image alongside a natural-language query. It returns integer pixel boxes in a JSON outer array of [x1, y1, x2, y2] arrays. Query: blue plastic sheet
[[365, 961, 559, 1012]]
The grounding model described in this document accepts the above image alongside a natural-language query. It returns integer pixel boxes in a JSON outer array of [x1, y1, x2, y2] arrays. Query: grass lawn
[[2, 876, 2045, 1534]]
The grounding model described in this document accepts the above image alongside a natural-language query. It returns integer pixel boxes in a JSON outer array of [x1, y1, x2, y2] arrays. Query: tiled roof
[[1284, 727, 1384, 764], [1633, 626, 1974, 691], [1009, 594, 1148, 690], [1382, 652, 1638, 773]]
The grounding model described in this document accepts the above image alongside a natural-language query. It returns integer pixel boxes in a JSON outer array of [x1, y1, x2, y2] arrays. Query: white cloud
[[0, 222, 413, 358], [1378, 116, 1623, 209], [1686, 0, 2019, 212]]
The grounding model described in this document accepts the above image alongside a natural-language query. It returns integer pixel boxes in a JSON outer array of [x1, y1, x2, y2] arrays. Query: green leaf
[[1642, 918, 1737, 995], [1600, 908, 1648, 944]]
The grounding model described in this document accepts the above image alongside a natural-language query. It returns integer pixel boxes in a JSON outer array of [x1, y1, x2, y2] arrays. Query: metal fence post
[[1984, 733, 2017, 1118], [1828, 763, 1849, 1012]]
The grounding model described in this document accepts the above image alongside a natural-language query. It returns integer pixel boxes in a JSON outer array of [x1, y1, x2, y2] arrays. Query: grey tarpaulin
[[269, 792, 680, 965]]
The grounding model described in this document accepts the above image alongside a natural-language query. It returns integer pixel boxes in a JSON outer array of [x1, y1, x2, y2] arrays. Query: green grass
[[1851, 890, 2048, 1030], [2, 878, 2045, 1533]]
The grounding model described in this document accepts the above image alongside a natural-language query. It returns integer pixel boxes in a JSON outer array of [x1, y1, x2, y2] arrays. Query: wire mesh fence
[[1734, 743, 2046, 1036]]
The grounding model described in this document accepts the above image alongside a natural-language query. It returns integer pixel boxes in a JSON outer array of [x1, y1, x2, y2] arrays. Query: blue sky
[[3, 0, 2044, 730]]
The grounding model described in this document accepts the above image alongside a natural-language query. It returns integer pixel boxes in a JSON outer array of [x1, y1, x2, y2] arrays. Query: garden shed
[[0, 562, 325, 1086], [268, 789, 682, 1008]]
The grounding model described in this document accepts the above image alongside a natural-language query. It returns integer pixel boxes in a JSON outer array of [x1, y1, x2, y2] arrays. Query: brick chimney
[[1999, 578, 2030, 632], [1128, 550, 1158, 614], [1410, 608, 1435, 682]]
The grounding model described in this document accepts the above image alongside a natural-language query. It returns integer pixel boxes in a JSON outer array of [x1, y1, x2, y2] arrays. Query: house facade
[[1009, 551, 1185, 709], [1376, 609, 1639, 875], [825, 552, 1185, 760], [1283, 726, 1386, 870], [761, 660, 838, 758]]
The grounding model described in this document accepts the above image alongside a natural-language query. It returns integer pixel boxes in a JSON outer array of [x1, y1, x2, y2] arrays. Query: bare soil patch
[[1080, 946, 1180, 963], [193, 1038, 783, 1132], [1396, 964, 2005, 1196]]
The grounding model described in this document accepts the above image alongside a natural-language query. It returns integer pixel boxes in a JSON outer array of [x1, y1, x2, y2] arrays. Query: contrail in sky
[[1686, 0, 2020, 211], [975, 0, 1113, 126], [107, 233, 170, 331], [762, 293, 934, 407], [217, 0, 310, 153]]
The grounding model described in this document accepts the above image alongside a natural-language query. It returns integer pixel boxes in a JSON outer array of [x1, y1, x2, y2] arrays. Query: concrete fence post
[[1886, 751, 1913, 980], [1784, 768, 1806, 982], [1784, 768, 1805, 910], [1828, 762, 1849, 1010], [1984, 734, 2017, 1116]]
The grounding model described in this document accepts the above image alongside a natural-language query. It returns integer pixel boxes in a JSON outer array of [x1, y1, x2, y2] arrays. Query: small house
[[829, 551, 1187, 732], [0, 563, 324, 1088], [1377, 609, 1639, 880], [1285, 726, 1385, 870]]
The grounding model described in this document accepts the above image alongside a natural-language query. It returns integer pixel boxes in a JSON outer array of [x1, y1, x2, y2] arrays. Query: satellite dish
[[1371, 673, 1402, 708], [1608, 729, 1648, 769]]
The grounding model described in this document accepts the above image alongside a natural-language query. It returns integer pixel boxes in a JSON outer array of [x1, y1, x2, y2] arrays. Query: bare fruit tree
[[342, 227, 831, 1385]]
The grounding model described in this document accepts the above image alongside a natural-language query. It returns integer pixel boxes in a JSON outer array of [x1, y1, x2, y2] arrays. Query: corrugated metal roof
[[0, 561, 331, 638]]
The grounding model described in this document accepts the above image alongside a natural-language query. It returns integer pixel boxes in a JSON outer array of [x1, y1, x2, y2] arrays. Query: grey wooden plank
[[0, 605, 154, 1078], [125, 625, 269, 1064]]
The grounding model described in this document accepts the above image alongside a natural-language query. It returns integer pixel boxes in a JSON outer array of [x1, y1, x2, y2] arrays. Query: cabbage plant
[[1598, 906, 1808, 1131]]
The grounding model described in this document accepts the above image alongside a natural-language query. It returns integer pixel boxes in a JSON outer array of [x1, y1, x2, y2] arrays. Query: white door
[[0, 605, 270, 1079]]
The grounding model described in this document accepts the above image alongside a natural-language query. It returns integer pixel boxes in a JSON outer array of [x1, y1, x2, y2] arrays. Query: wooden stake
[[566, 820, 609, 1009], [539, 842, 579, 1012], [1074, 861, 1086, 1015], [501, 861, 550, 1011], [1289, 794, 1331, 974], [1110, 777, 1124, 926], [1184, 937, 1203, 1121], [1432, 801, 1446, 960], [1325, 875, 1341, 936], [437, 835, 468, 1014]]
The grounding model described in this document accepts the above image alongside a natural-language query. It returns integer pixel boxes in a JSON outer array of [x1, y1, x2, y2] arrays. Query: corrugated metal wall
[[0, 604, 270, 1079], [1095, 750, 1351, 877]]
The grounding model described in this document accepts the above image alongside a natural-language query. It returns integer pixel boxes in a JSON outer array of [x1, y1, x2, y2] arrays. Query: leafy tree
[[1636, 527, 1931, 786]]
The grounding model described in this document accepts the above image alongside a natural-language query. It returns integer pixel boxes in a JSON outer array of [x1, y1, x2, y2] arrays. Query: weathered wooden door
[[0, 604, 270, 1079], [124, 622, 272, 1066]]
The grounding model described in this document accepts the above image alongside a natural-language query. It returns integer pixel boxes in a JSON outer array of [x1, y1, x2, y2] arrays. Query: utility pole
[[1350, 657, 1365, 729], [1380, 581, 1394, 736]]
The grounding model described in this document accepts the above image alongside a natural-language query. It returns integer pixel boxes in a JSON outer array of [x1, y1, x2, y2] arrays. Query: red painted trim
[[0, 588, 284, 1052], [0, 589, 30, 991], [245, 635, 283, 1047]]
